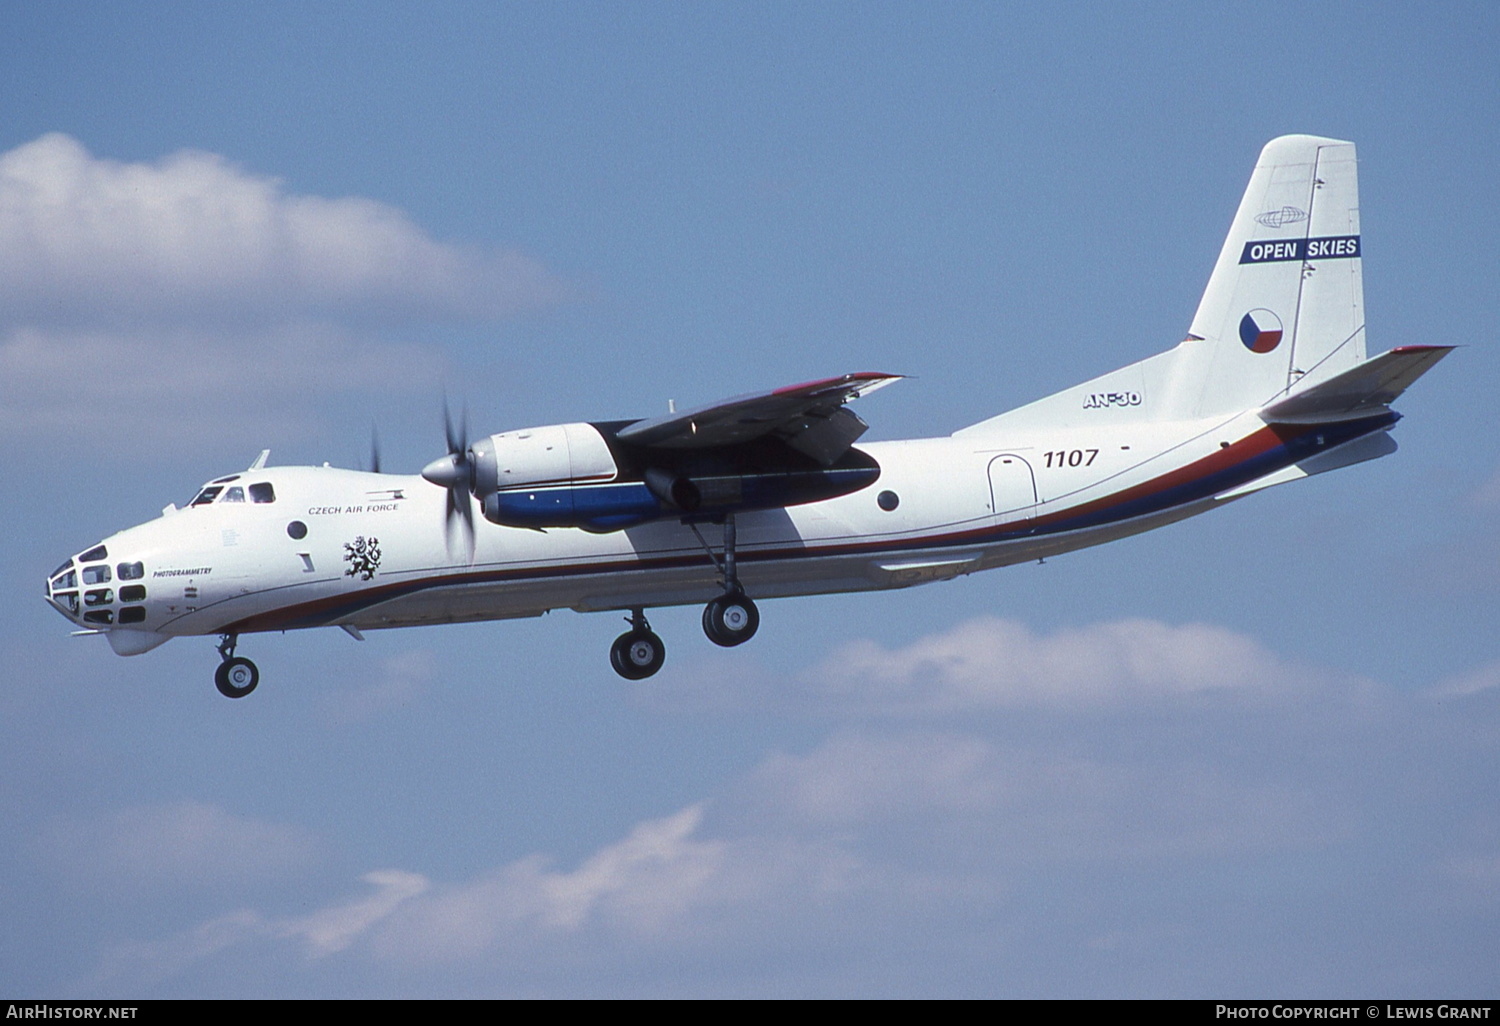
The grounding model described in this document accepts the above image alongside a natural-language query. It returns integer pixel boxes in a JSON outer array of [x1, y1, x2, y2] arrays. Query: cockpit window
[[190, 486, 223, 506], [52, 569, 77, 590], [222, 486, 245, 503], [118, 562, 144, 581], [51, 559, 73, 578], [82, 565, 111, 585], [79, 545, 107, 563], [249, 482, 276, 504]]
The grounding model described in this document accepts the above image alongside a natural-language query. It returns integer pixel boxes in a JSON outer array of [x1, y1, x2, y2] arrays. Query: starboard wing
[[615, 372, 902, 464]]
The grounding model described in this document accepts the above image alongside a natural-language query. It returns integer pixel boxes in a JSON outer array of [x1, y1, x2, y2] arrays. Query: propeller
[[420, 399, 476, 559]]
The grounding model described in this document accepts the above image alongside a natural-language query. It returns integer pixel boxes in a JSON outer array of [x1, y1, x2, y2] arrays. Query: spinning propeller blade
[[421, 399, 476, 560]]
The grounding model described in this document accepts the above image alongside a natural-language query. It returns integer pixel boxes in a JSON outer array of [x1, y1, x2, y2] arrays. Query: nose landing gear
[[214, 634, 260, 698]]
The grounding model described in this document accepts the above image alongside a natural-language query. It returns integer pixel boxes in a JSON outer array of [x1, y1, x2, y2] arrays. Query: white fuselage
[[45, 136, 1446, 676], [54, 402, 1392, 651]]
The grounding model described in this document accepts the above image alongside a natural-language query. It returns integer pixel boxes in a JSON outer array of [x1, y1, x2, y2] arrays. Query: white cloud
[[316, 649, 440, 726], [0, 133, 559, 323], [38, 801, 319, 894], [731, 730, 1342, 863], [810, 617, 1333, 711], [653, 616, 1349, 715], [115, 724, 1342, 977], [531, 803, 726, 930], [112, 802, 863, 975], [90, 909, 270, 991], [0, 134, 559, 448], [1433, 657, 1500, 698], [0, 320, 443, 445], [280, 870, 430, 956], [367, 804, 740, 962], [81, 618, 1500, 994]]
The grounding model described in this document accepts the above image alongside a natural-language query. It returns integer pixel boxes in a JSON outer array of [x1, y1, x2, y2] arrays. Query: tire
[[702, 592, 760, 647], [214, 656, 260, 698], [610, 629, 665, 680]]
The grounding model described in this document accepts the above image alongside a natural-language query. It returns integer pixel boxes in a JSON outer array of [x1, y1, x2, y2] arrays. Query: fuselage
[[44, 404, 1396, 655], [41, 135, 1451, 690]]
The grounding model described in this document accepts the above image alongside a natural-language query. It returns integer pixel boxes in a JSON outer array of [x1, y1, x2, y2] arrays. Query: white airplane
[[46, 135, 1451, 698]]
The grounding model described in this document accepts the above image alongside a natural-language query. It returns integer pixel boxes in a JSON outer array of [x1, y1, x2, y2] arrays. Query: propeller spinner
[[420, 402, 476, 558]]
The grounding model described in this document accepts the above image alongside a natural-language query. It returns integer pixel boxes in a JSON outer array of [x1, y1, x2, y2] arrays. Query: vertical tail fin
[[1167, 135, 1365, 419]]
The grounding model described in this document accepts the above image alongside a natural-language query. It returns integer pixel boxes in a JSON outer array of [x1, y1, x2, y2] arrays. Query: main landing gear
[[608, 514, 762, 680], [214, 633, 259, 699], [693, 513, 760, 648], [703, 590, 759, 647], [611, 609, 666, 680]]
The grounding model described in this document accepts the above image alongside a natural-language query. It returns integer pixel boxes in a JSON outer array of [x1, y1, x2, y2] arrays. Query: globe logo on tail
[[1239, 309, 1283, 353], [1254, 206, 1307, 229]]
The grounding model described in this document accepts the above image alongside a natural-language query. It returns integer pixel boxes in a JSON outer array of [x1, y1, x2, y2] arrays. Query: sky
[[1, 0, 1497, 998]]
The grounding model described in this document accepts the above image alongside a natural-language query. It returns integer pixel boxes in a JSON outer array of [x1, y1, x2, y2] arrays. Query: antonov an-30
[[46, 135, 1451, 698]]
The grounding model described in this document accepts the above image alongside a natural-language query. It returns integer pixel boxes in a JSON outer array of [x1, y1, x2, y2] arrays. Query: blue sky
[[1, 1, 1497, 997]]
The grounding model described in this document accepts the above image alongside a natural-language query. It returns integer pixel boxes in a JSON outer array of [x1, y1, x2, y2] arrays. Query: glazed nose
[[45, 555, 81, 622]]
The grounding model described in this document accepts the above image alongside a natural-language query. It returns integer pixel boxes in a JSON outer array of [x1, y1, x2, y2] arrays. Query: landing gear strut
[[690, 513, 760, 648], [214, 633, 260, 698], [610, 608, 666, 680]]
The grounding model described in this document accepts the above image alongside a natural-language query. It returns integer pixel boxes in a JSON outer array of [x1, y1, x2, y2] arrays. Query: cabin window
[[117, 562, 144, 580], [84, 588, 113, 606], [79, 545, 107, 562], [287, 520, 308, 540], [222, 486, 245, 503], [249, 482, 276, 504], [118, 607, 146, 624], [82, 565, 111, 585], [190, 486, 223, 506], [877, 490, 900, 511], [120, 585, 146, 603], [83, 610, 113, 625]]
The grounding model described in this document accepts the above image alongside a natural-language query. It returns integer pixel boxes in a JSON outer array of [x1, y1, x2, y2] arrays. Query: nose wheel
[[610, 609, 665, 680], [214, 634, 260, 698]]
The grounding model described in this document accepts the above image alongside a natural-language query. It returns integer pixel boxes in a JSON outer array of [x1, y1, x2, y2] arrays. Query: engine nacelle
[[476, 419, 883, 532], [474, 423, 665, 531], [470, 422, 618, 496]]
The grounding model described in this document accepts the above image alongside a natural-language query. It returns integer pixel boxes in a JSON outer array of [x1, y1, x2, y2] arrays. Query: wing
[[615, 372, 903, 464]]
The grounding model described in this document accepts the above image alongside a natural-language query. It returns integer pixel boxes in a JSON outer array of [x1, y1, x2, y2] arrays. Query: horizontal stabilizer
[[1259, 345, 1454, 424], [1215, 430, 1397, 501]]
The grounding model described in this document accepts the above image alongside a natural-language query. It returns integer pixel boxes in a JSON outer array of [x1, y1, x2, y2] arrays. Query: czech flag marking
[[1239, 309, 1283, 353]]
